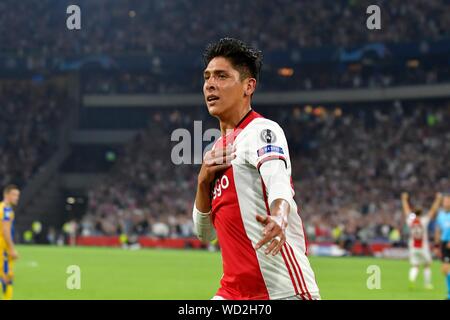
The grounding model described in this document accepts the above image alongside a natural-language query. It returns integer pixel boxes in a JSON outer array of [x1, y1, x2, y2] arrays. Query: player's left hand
[[255, 214, 287, 256]]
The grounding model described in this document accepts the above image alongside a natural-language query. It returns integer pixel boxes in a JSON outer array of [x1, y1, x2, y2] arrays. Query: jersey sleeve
[[244, 119, 289, 170], [259, 159, 294, 206], [242, 119, 294, 207], [2, 207, 12, 222], [192, 203, 216, 242]]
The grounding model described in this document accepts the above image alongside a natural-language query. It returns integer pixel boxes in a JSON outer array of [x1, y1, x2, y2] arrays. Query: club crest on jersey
[[260, 129, 276, 143], [257, 145, 284, 157]]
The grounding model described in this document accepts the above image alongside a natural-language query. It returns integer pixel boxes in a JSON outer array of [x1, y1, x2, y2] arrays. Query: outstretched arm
[[401, 192, 412, 218], [427, 192, 443, 220], [255, 160, 292, 256]]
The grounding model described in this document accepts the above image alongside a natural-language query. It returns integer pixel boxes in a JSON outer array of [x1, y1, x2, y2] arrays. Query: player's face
[[5, 189, 20, 206], [443, 196, 450, 211], [203, 57, 248, 118]]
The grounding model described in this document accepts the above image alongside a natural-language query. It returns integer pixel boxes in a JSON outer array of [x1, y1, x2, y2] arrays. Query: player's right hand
[[9, 249, 19, 260], [401, 192, 408, 200], [198, 144, 236, 186]]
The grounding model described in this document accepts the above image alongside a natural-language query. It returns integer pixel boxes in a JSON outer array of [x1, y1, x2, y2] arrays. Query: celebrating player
[[0, 185, 20, 300], [192, 38, 320, 300], [435, 194, 450, 299], [401, 192, 442, 289]]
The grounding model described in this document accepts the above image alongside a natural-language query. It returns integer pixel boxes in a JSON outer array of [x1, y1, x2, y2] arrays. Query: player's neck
[[2, 200, 10, 207], [219, 105, 252, 136]]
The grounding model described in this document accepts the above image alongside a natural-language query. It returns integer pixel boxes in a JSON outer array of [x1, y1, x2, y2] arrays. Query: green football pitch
[[12, 245, 446, 300]]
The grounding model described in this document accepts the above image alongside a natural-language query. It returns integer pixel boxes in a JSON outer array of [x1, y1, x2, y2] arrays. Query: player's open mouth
[[207, 95, 220, 102]]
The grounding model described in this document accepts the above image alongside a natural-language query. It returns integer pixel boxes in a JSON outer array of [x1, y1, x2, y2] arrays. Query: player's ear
[[243, 78, 256, 97]]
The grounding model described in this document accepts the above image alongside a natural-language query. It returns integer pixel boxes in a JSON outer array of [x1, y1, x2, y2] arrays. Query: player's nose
[[204, 83, 218, 96]]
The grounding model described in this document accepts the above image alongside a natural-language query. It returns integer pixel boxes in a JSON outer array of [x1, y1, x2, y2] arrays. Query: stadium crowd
[[4, 0, 449, 94], [0, 80, 69, 188], [81, 101, 450, 246], [2, 0, 450, 250], [2, 0, 449, 56], [81, 62, 450, 94]]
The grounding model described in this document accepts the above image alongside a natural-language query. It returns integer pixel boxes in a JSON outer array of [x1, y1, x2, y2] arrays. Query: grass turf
[[12, 245, 446, 300]]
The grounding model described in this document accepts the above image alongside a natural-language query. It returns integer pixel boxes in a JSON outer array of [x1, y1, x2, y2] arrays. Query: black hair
[[203, 37, 263, 82]]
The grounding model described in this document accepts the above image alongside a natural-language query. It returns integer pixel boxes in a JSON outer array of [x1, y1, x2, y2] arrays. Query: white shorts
[[409, 248, 432, 266], [212, 294, 321, 300]]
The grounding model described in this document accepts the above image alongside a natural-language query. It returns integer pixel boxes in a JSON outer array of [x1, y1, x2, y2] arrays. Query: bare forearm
[[195, 182, 212, 213], [401, 198, 412, 216], [428, 193, 443, 219], [270, 199, 290, 217]]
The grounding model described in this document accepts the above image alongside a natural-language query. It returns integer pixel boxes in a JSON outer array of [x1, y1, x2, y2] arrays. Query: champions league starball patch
[[260, 129, 276, 143]]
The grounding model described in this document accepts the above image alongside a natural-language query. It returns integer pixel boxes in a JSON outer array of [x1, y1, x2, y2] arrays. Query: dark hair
[[3, 184, 19, 194], [203, 38, 263, 82], [414, 208, 423, 216]]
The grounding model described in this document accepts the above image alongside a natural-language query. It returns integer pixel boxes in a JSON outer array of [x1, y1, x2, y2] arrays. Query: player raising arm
[[401, 192, 442, 289], [401, 192, 442, 220]]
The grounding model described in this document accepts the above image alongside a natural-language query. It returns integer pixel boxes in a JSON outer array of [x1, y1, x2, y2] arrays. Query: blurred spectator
[[0, 80, 69, 187], [84, 101, 450, 243]]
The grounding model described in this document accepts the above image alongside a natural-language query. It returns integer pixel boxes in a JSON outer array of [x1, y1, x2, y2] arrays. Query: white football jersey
[[208, 110, 320, 300], [406, 213, 430, 251]]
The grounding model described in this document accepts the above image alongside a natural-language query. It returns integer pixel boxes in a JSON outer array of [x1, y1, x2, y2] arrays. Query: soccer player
[[401, 192, 442, 289], [192, 38, 320, 300], [0, 185, 20, 300], [435, 194, 450, 299]]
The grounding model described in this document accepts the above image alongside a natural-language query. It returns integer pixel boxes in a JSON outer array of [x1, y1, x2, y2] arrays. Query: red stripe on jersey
[[282, 244, 307, 298], [211, 110, 271, 300], [286, 242, 312, 300], [256, 155, 287, 171], [280, 246, 301, 297], [260, 178, 271, 213], [261, 178, 305, 297], [213, 167, 269, 300]]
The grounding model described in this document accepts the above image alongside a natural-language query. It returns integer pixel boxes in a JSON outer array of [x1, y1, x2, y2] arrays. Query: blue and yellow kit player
[[435, 194, 450, 300], [0, 185, 20, 300]]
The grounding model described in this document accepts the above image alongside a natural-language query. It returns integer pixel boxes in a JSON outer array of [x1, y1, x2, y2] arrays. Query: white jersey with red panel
[[406, 213, 430, 250], [406, 213, 431, 265], [209, 110, 320, 300]]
